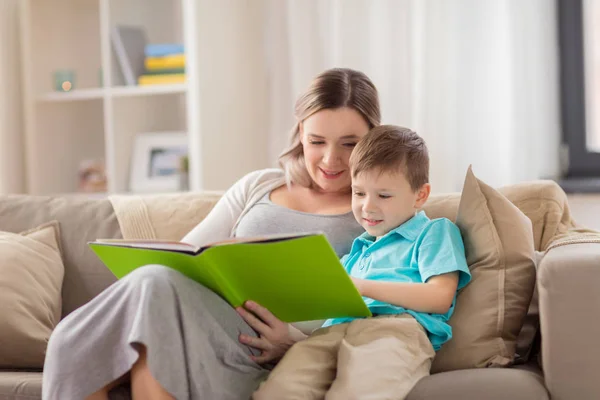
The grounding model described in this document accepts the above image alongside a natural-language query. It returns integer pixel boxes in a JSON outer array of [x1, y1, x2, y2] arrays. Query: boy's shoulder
[[420, 216, 460, 234], [416, 216, 463, 249], [395, 212, 459, 240]]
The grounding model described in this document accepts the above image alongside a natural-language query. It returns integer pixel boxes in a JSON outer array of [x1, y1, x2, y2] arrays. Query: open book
[[89, 233, 371, 323]]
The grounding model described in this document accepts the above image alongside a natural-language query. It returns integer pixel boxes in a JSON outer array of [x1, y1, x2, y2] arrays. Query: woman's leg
[[85, 372, 129, 400], [130, 346, 174, 400], [43, 264, 268, 400], [84, 347, 173, 400]]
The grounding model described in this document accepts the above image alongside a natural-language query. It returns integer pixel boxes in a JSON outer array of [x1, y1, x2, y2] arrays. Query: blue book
[[145, 44, 185, 57]]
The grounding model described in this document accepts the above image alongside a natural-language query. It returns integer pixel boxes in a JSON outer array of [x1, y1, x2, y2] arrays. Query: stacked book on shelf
[[138, 44, 186, 86]]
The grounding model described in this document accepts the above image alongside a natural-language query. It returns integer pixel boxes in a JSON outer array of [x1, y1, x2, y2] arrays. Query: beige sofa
[[0, 180, 599, 400]]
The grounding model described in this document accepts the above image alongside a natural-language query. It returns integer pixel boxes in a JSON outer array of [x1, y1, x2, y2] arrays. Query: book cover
[[145, 43, 185, 58], [145, 55, 186, 71], [89, 233, 371, 323], [111, 25, 148, 86], [138, 73, 186, 86]]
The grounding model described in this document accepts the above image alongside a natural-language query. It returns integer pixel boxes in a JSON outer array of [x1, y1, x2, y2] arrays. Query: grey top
[[235, 193, 364, 258]]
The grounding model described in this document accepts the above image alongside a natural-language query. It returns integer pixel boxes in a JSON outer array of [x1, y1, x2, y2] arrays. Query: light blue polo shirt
[[323, 211, 471, 351]]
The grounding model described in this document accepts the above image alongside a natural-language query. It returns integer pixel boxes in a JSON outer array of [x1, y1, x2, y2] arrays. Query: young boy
[[253, 125, 471, 400]]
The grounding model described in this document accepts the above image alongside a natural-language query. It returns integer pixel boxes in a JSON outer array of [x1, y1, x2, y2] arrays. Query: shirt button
[[365, 252, 371, 258]]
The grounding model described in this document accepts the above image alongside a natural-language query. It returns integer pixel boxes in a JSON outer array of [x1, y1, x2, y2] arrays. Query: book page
[[203, 232, 317, 248], [93, 232, 320, 253], [93, 239, 198, 252]]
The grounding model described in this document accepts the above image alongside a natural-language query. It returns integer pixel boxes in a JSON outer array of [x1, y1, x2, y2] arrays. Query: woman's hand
[[236, 300, 300, 364]]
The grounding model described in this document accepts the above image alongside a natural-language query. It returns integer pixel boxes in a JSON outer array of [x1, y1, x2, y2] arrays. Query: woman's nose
[[322, 148, 341, 165]]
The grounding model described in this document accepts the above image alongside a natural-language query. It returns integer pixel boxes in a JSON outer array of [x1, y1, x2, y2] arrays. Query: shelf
[[37, 88, 105, 102], [109, 83, 188, 98], [36, 84, 188, 103]]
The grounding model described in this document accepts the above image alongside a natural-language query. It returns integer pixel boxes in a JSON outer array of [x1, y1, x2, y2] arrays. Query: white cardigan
[[182, 168, 286, 247]]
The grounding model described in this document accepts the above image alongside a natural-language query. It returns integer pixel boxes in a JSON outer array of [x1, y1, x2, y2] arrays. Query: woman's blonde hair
[[278, 68, 381, 188]]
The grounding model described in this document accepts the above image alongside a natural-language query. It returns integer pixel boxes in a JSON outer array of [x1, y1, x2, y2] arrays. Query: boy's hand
[[351, 276, 367, 295]]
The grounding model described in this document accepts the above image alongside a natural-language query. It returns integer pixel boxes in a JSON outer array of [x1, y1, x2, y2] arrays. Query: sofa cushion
[[0, 195, 122, 317], [0, 371, 42, 400], [407, 364, 548, 400], [0, 222, 64, 368], [424, 180, 577, 366], [425, 179, 576, 252], [430, 167, 536, 372]]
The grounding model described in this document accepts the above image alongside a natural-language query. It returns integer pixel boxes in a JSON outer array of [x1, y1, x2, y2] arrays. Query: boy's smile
[[363, 218, 383, 226], [351, 169, 430, 239]]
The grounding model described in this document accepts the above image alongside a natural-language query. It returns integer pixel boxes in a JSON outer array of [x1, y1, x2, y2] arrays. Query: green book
[[89, 233, 371, 323]]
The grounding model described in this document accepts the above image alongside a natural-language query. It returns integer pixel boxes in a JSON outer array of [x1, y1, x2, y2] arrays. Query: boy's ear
[[414, 183, 431, 208]]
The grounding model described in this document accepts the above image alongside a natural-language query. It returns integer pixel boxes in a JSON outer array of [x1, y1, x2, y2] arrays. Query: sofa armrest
[[538, 241, 600, 400]]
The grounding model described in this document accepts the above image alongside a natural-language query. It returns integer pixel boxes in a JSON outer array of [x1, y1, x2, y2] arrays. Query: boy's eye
[[309, 140, 324, 145], [379, 194, 392, 199], [353, 191, 365, 197]]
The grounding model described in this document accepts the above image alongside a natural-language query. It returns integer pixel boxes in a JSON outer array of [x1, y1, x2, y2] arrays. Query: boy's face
[[351, 169, 430, 239]]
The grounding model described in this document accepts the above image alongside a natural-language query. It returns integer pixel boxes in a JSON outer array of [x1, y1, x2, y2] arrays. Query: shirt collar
[[351, 211, 430, 252], [390, 211, 430, 241]]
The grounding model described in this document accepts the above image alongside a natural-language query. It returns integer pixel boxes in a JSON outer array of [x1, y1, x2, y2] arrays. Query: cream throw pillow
[[431, 167, 536, 372], [0, 221, 65, 368]]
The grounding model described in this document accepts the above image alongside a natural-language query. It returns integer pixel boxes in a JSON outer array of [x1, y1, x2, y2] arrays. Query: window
[[558, 0, 600, 190]]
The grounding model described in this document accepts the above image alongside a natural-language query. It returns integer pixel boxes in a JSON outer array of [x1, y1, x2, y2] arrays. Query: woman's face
[[300, 107, 370, 194]]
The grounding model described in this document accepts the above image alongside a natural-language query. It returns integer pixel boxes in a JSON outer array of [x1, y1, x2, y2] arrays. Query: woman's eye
[[343, 142, 357, 148], [309, 141, 325, 145]]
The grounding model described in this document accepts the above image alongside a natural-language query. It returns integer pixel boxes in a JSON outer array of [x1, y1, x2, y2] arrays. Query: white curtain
[[0, 0, 25, 194], [262, 0, 561, 193]]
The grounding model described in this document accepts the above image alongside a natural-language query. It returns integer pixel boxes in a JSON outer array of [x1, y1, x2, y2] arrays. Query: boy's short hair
[[350, 125, 429, 191]]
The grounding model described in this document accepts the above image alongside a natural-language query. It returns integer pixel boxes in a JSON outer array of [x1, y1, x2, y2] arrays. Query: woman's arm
[[352, 272, 459, 314], [181, 170, 263, 247]]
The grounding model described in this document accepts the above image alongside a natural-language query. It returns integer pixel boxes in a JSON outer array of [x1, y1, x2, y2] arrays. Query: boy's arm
[[352, 273, 459, 314]]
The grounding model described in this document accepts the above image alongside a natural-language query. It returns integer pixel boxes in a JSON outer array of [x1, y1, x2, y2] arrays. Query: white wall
[[0, 0, 25, 194], [194, 0, 271, 191]]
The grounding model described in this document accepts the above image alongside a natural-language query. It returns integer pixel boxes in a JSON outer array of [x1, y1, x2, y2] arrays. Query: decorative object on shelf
[[129, 131, 188, 193], [78, 159, 107, 193], [178, 155, 189, 191], [138, 43, 186, 86], [111, 25, 148, 86], [53, 69, 76, 92]]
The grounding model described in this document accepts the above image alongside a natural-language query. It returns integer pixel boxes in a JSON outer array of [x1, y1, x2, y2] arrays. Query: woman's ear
[[414, 183, 431, 208]]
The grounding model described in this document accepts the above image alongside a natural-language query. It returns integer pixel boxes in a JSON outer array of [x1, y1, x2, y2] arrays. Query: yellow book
[[138, 73, 186, 86], [145, 55, 186, 71]]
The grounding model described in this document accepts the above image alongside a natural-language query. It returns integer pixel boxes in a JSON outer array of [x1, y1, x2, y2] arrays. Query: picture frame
[[129, 131, 188, 193]]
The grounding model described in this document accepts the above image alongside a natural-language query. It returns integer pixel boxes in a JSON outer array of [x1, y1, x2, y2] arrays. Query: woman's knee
[[122, 264, 182, 285]]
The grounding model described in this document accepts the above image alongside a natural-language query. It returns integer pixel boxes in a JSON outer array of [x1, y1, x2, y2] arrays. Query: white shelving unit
[[19, 0, 201, 195]]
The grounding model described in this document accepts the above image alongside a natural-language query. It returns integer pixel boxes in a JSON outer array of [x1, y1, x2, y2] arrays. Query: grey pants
[[42, 265, 269, 400]]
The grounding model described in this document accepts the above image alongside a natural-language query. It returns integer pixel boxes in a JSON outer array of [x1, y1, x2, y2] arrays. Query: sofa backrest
[[424, 179, 576, 251], [0, 195, 122, 318], [0, 179, 575, 318]]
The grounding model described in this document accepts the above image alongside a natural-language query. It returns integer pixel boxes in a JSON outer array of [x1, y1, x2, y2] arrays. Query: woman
[[42, 68, 381, 400]]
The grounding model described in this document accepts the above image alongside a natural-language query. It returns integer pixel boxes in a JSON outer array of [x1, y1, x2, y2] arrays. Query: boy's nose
[[363, 198, 377, 213]]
